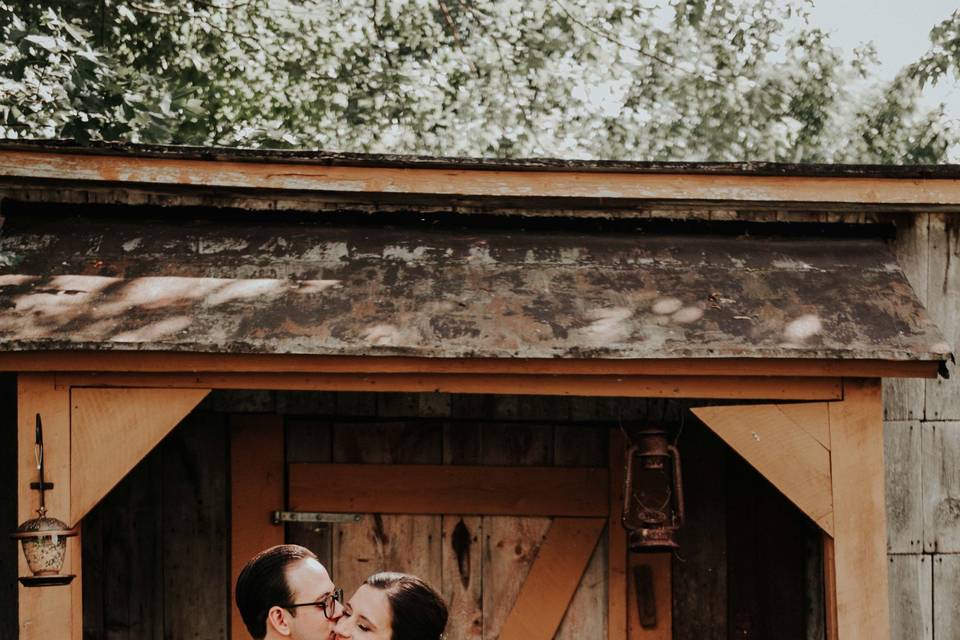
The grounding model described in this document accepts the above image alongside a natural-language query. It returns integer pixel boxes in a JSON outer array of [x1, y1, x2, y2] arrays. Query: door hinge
[[271, 511, 363, 525]]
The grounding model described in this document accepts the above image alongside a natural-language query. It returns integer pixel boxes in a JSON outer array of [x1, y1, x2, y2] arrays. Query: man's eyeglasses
[[282, 588, 343, 620]]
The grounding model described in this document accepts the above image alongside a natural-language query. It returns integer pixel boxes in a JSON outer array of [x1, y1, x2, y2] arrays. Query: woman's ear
[[267, 605, 293, 636]]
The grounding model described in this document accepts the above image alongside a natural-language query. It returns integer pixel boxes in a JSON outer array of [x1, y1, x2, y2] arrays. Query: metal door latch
[[271, 511, 363, 525]]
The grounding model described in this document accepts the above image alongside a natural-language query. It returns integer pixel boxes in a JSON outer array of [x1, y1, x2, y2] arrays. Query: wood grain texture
[[933, 554, 960, 640], [17, 374, 77, 640], [482, 421, 552, 640], [554, 425, 607, 640], [921, 421, 960, 553], [673, 420, 727, 640], [331, 420, 443, 597], [629, 553, 671, 640], [884, 421, 923, 553], [70, 387, 209, 523], [230, 414, 284, 640], [442, 401, 484, 640], [608, 429, 628, 640], [7, 149, 960, 204], [0, 375, 17, 639], [1, 351, 939, 378], [925, 214, 960, 420], [828, 379, 889, 640], [692, 403, 834, 534], [498, 518, 605, 640], [284, 417, 334, 571], [888, 555, 932, 640], [289, 464, 609, 516], [164, 412, 228, 640], [885, 214, 930, 420], [823, 536, 838, 640], [55, 372, 845, 400]]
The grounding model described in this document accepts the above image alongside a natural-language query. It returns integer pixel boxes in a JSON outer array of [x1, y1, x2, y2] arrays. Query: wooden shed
[[1, 142, 958, 640]]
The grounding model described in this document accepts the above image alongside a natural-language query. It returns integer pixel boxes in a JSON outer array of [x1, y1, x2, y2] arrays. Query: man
[[235, 544, 343, 639]]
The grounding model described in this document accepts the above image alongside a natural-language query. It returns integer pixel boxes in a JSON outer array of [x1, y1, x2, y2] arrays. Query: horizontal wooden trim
[[0, 351, 939, 379], [289, 464, 609, 516], [53, 372, 843, 400], [3, 150, 960, 205]]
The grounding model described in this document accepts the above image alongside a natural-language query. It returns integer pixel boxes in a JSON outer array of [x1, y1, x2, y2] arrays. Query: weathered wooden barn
[[0, 142, 959, 640]]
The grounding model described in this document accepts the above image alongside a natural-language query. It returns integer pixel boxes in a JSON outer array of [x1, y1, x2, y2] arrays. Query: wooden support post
[[230, 415, 285, 640], [609, 429, 628, 640], [827, 379, 889, 640], [17, 374, 78, 640]]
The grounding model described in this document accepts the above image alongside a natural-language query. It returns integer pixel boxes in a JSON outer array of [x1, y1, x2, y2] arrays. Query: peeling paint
[[0, 216, 950, 362]]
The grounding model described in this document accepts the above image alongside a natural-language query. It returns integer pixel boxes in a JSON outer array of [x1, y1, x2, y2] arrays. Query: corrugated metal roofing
[[0, 215, 949, 362]]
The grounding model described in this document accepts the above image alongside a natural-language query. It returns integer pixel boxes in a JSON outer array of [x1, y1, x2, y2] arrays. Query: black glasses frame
[[282, 587, 344, 620]]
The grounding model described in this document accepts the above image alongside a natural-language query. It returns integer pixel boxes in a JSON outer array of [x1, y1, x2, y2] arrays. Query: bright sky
[[806, 0, 959, 143]]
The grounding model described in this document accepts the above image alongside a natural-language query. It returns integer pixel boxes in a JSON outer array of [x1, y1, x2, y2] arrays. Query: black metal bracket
[[29, 482, 54, 491]]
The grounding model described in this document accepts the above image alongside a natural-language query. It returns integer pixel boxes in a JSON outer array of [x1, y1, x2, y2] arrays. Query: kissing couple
[[235, 544, 447, 640]]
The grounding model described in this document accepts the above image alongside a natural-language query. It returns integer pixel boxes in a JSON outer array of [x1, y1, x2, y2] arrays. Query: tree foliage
[[0, 0, 957, 162]]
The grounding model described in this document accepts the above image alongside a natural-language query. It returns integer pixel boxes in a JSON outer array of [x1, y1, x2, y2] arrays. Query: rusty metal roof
[[0, 214, 950, 362]]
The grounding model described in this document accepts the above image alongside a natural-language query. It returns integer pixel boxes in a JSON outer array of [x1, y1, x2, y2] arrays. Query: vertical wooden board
[[725, 454, 806, 639], [335, 392, 378, 417], [275, 391, 336, 416], [925, 214, 960, 420], [443, 515, 484, 640], [888, 555, 932, 640], [933, 554, 960, 640], [481, 417, 553, 640], [828, 379, 889, 640], [164, 412, 228, 640], [377, 392, 421, 417], [285, 417, 333, 569], [885, 213, 929, 421], [494, 395, 570, 422], [0, 374, 17, 640], [81, 495, 105, 640], [96, 451, 164, 640], [230, 414, 284, 640], [498, 518, 605, 640], [823, 536, 838, 640], [672, 420, 727, 640], [609, 429, 628, 640], [921, 421, 960, 553], [885, 421, 923, 553], [443, 420, 483, 640], [555, 425, 607, 640], [803, 524, 825, 640], [628, 552, 671, 640], [726, 456, 761, 640], [18, 375, 75, 640], [332, 420, 443, 596]]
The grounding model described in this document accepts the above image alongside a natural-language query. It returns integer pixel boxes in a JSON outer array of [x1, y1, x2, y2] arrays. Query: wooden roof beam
[[2, 149, 960, 207]]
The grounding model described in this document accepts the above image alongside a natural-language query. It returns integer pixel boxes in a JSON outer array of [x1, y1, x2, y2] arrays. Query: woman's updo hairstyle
[[364, 572, 448, 640]]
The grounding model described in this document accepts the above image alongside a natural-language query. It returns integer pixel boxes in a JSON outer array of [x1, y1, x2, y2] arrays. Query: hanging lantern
[[622, 428, 685, 552], [11, 414, 77, 587]]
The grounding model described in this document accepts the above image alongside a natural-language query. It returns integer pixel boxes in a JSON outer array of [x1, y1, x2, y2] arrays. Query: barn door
[[283, 424, 612, 640]]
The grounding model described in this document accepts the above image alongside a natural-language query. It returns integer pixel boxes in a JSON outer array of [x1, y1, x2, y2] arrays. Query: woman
[[334, 572, 448, 640]]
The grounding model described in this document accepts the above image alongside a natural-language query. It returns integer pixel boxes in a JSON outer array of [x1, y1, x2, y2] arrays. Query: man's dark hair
[[235, 544, 318, 639], [364, 572, 448, 640]]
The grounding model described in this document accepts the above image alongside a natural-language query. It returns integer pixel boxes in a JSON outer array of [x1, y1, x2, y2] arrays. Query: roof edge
[[2, 139, 960, 180], [0, 352, 943, 379]]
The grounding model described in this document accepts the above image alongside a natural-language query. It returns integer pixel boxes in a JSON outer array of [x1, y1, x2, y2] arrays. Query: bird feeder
[[11, 414, 77, 587]]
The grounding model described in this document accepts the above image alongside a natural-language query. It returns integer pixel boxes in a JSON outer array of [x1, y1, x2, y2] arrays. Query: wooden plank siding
[[0, 375, 18, 640], [0, 388, 888, 639]]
